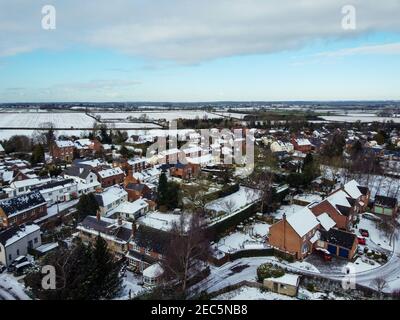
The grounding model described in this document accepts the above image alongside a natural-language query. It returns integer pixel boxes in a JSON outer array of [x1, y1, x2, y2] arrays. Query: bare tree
[[371, 277, 389, 298], [162, 213, 211, 298]]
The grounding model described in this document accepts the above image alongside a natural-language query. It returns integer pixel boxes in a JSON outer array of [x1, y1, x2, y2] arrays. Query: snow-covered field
[[0, 112, 96, 128], [321, 115, 400, 123], [95, 111, 223, 121]]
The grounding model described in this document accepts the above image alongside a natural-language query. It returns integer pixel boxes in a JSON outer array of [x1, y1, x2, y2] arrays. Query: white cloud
[[1, 0, 400, 62], [315, 42, 400, 58]]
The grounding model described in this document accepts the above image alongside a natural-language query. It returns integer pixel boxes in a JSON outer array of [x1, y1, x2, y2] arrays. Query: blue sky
[[1, 0, 400, 102]]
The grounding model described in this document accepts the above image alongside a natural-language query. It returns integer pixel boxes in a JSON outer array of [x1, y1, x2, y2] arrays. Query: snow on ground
[[137, 211, 183, 232], [95, 111, 223, 121], [356, 215, 393, 251], [293, 193, 323, 204], [0, 273, 31, 300], [213, 286, 295, 300], [206, 186, 261, 214], [321, 115, 400, 123], [116, 271, 147, 300]]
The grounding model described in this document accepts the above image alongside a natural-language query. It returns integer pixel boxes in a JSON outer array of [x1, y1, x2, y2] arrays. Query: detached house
[[0, 223, 42, 266], [291, 138, 312, 153], [94, 186, 128, 216], [51, 140, 75, 162], [62, 166, 101, 195], [268, 207, 320, 260], [0, 191, 47, 228]]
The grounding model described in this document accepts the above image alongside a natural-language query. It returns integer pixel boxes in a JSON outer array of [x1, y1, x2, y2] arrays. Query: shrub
[[306, 283, 316, 292], [257, 263, 285, 282]]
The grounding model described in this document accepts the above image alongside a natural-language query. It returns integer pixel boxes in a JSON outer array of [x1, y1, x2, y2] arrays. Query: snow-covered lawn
[[137, 211, 183, 232], [116, 271, 147, 300], [214, 286, 295, 300], [0, 273, 31, 300], [95, 111, 222, 121], [206, 186, 261, 215]]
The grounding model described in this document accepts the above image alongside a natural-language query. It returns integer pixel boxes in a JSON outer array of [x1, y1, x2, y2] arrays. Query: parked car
[[315, 248, 332, 261], [7, 256, 28, 273], [359, 229, 370, 237], [357, 237, 366, 245], [14, 261, 32, 276]]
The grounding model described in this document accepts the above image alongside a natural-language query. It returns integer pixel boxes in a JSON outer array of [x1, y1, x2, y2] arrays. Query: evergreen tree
[[75, 193, 100, 222], [157, 171, 169, 207], [87, 236, 123, 299], [31, 144, 45, 165]]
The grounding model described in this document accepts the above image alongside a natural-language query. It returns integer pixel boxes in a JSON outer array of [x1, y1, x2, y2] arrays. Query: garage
[[338, 247, 349, 259], [327, 244, 337, 255]]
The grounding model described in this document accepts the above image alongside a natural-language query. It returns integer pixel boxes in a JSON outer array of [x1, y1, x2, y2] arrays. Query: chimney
[[96, 210, 101, 222], [132, 223, 137, 238]]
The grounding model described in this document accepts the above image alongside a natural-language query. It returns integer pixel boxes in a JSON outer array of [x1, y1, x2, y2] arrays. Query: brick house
[[268, 207, 320, 260], [124, 183, 154, 202], [51, 140, 75, 162], [74, 138, 104, 157], [77, 214, 132, 258], [96, 167, 125, 188], [0, 191, 47, 228], [291, 138, 312, 153], [343, 180, 370, 213], [126, 224, 170, 273], [316, 228, 357, 259], [170, 162, 200, 180]]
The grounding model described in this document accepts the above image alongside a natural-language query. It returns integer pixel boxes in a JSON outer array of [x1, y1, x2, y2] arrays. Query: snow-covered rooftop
[[286, 207, 319, 237], [316, 213, 336, 231]]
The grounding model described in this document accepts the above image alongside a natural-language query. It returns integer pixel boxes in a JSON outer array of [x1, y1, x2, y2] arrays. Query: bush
[[257, 263, 285, 282], [306, 283, 316, 292]]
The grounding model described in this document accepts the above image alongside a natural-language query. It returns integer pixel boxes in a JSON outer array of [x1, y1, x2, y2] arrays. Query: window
[[34, 238, 38, 243], [17, 249, 20, 256]]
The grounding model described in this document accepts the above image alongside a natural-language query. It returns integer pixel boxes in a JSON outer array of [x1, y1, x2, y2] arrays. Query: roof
[[31, 178, 76, 192], [375, 195, 398, 208], [319, 228, 356, 250], [266, 274, 300, 287], [316, 213, 336, 231], [143, 263, 164, 278], [343, 180, 362, 199], [95, 186, 127, 207], [110, 199, 148, 215], [132, 224, 172, 254], [0, 191, 46, 217], [98, 167, 124, 179], [0, 224, 40, 247], [78, 216, 132, 243], [55, 140, 75, 148], [63, 166, 92, 179], [286, 207, 320, 237]]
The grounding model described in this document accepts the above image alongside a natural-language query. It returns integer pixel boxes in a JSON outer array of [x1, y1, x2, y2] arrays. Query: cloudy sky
[[1, 0, 400, 102]]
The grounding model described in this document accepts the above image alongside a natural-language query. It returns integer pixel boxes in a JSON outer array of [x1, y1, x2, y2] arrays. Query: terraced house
[[0, 191, 47, 228]]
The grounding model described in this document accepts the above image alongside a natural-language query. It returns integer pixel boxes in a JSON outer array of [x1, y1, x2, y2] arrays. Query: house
[[0, 191, 47, 228], [107, 198, 149, 220], [0, 224, 42, 266], [263, 274, 300, 297], [77, 215, 132, 258], [124, 182, 154, 202], [74, 138, 103, 157], [62, 166, 101, 196], [309, 189, 357, 231], [94, 186, 128, 216], [170, 162, 200, 180], [291, 138, 312, 153], [373, 195, 398, 217], [51, 140, 75, 162], [268, 207, 320, 260], [126, 223, 170, 273], [31, 179, 78, 207], [143, 263, 164, 288], [96, 167, 125, 188], [270, 141, 294, 154], [315, 228, 358, 259], [127, 157, 151, 173], [343, 180, 370, 213], [7, 177, 52, 198]]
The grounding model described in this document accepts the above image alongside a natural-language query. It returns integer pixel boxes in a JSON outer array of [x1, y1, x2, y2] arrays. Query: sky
[[1, 0, 400, 102]]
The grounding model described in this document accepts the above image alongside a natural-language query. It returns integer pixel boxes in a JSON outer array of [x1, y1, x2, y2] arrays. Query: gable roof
[[63, 166, 92, 179], [0, 191, 46, 218], [375, 195, 398, 208], [0, 224, 40, 247], [286, 207, 320, 237], [343, 180, 363, 199], [316, 213, 336, 231]]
